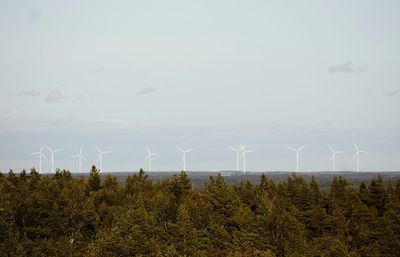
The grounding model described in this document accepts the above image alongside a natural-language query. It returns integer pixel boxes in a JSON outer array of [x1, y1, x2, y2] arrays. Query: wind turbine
[[229, 146, 241, 171], [352, 142, 367, 172], [71, 145, 87, 173], [144, 146, 159, 172], [239, 144, 254, 174], [177, 146, 194, 171], [46, 145, 63, 173], [30, 144, 47, 173], [328, 145, 343, 172], [288, 145, 306, 172], [95, 145, 111, 172]]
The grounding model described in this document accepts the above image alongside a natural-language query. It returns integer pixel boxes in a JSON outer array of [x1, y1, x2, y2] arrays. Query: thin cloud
[[29, 10, 41, 21], [45, 91, 68, 103], [87, 118, 134, 127], [75, 95, 84, 103], [136, 87, 156, 96], [96, 66, 105, 73], [19, 90, 41, 97], [384, 90, 398, 97], [1, 109, 17, 118], [328, 62, 366, 74]]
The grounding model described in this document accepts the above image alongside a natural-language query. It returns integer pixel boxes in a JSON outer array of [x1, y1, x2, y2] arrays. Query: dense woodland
[[0, 166, 399, 257]]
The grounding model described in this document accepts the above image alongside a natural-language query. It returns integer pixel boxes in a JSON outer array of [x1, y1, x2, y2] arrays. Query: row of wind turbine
[[230, 142, 367, 173], [72, 145, 112, 173], [288, 143, 367, 172], [30, 142, 368, 173], [328, 142, 367, 172], [30, 145, 111, 173], [230, 144, 255, 174], [144, 146, 194, 172], [30, 144, 63, 173]]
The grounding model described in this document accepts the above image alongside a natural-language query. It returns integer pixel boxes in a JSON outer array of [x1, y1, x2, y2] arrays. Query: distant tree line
[[0, 166, 399, 256]]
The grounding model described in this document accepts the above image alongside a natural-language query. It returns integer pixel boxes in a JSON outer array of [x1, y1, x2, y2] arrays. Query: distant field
[[63, 171, 400, 188]]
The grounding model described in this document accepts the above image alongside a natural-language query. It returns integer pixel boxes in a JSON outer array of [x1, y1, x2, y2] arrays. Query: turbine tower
[[328, 145, 343, 172], [95, 145, 111, 172], [46, 145, 63, 173], [30, 144, 47, 173], [71, 145, 87, 173], [229, 146, 241, 171], [352, 142, 367, 172], [288, 145, 306, 172], [144, 146, 159, 172], [177, 146, 194, 171], [239, 144, 254, 174]]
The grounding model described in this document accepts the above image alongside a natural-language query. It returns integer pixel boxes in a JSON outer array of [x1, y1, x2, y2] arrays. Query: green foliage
[[87, 165, 101, 193], [0, 170, 399, 256]]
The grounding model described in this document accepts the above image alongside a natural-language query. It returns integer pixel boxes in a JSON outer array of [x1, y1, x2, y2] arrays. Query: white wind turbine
[[239, 144, 254, 174], [95, 145, 111, 172], [30, 144, 47, 173], [328, 145, 343, 172], [71, 145, 87, 173], [144, 146, 159, 172], [288, 145, 306, 172], [46, 145, 63, 173], [177, 146, 194, 171], [353, 142, 368, 172], [229, 146, 241, 171]]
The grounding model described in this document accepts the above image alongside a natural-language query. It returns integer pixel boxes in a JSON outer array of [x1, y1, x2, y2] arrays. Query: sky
[[0, 0, 399, 172]]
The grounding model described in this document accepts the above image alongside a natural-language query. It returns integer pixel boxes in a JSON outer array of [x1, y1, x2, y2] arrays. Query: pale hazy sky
[[1, 0, 399, 172]]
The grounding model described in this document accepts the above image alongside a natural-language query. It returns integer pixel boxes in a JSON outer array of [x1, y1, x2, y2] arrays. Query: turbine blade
[[46, 145, 53, 152], [238, 143, 246, 150], [103, 151, 112, 154], [352, 152, 358, 159], [71, 154, 79, 158], [81, 155, 88, 162], [328, 144, 334, 153], [40, 153, 47, 160], [186, 149, 194, 152], [144, 154, 151, 161], [330, 154, 334, 161], [146, 145, 150, 154], [95, 145, 101, 153], [54, 149, 63, 153], [230, 146, 238, 152], [176, 146, 184, 152], [360, 151, 368, 154], [298, 145, 306, 151], [30, 152, 40, 155], [354, 142, 359, 151], [288, 147, 296, 152]]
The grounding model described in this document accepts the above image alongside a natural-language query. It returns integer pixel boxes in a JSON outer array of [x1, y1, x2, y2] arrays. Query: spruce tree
[[87, 165, 101, 192]]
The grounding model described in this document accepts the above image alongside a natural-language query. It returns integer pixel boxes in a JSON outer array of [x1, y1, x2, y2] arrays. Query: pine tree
[[170, 171, 191, 203], [368, 176, 388, 216], [87, 165, 101, 193]]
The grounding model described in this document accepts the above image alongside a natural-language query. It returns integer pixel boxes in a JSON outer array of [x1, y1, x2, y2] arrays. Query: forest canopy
[[0, 167, 399, 257]]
